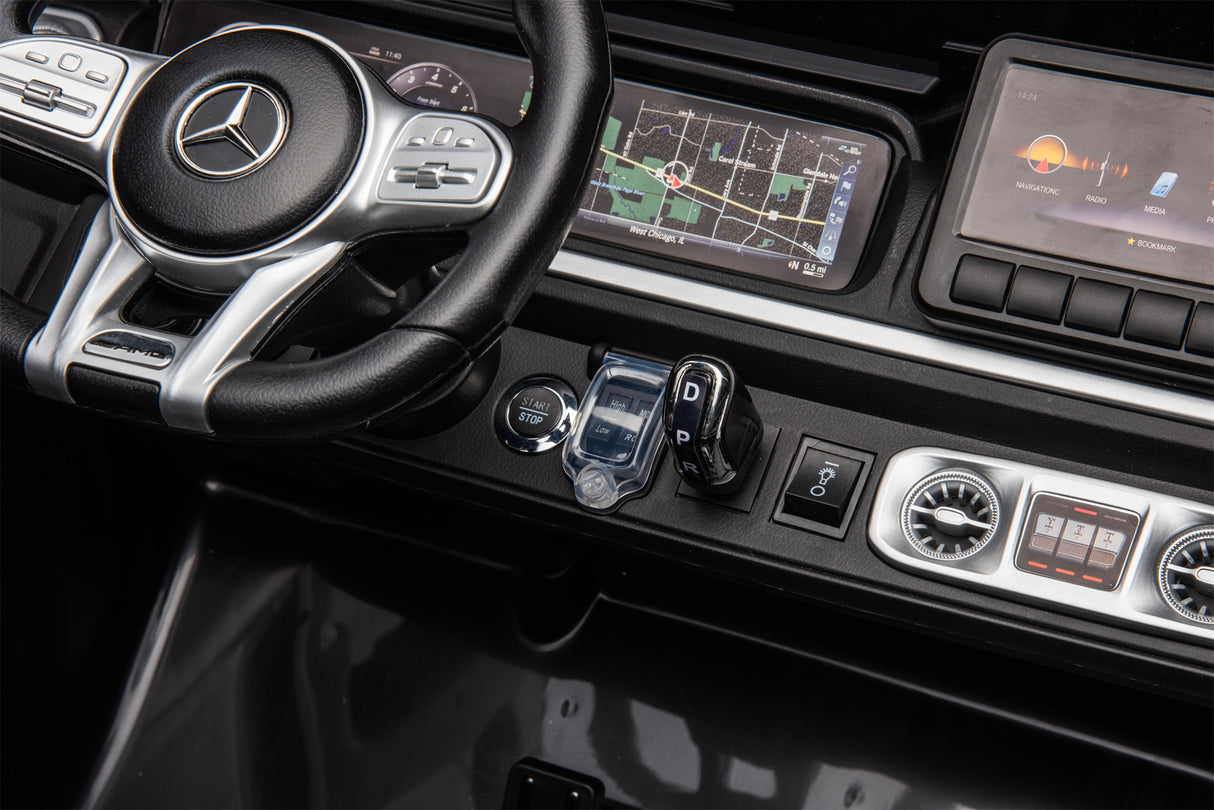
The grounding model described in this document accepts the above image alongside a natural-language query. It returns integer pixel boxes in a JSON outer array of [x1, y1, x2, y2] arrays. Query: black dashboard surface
[[2, 1, 1213, 807], [152, 0, 1214, 679]]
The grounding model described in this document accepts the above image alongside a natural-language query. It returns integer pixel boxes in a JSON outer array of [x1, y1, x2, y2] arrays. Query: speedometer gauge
[[387, 63, 478, 113]]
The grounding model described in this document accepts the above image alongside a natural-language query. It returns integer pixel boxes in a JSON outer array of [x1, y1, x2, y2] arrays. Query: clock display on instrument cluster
[[387, 63, 478, 114]]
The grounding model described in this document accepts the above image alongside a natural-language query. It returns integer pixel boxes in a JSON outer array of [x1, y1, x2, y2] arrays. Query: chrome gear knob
[[662, 354, 763, 493]]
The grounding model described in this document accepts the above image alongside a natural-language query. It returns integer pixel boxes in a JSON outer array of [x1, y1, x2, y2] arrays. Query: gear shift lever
[[662, 355, 763, 493]]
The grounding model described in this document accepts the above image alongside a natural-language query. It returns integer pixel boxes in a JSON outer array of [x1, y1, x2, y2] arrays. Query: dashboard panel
[[0, 0, 1190, 664], [162, 0, 891, 291], [2, 0, 1213, 805], [60, 0, 1207, 673]]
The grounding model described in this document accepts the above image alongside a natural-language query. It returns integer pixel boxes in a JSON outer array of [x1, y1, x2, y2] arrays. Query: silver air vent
[[900, 470, 1000, 560], [1158, 527, 1214, 625]]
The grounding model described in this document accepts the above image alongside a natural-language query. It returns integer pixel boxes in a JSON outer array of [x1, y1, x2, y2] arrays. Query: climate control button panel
[[1013, 493, 1140, 591], [869, 448, 1214, 642]]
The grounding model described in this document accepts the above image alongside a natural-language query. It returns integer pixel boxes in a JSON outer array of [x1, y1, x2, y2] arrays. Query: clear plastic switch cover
[[563, 352, 670, 512]]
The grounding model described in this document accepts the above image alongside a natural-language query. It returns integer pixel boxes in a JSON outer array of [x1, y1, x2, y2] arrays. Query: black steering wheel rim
[[0, 0, 613, 440]]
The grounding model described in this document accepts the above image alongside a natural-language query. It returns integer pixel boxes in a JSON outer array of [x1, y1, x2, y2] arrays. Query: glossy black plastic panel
[[86, 483, 1213, 809]]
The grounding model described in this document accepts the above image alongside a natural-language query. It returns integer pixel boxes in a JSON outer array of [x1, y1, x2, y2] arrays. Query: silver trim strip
[[547, 251, 1213, 426]]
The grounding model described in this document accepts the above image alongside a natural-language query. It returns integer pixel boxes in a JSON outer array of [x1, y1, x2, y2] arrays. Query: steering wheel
[[0, 0, 611, 439]]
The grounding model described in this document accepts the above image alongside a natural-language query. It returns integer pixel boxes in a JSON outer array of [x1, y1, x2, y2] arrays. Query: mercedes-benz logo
[[174, 82, 288, 179]]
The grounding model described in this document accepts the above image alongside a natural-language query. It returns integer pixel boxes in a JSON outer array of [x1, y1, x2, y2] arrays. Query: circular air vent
[[1158, 527, 1214, 625], [900, 470, 1000, 560]]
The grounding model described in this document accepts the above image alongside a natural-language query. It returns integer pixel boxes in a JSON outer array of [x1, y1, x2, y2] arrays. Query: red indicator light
[[1055, 567, 1076, 576], [1028, 561, 1049, 569], [1082, 575, 1103, 583], [1073, 507, 1098, 516]]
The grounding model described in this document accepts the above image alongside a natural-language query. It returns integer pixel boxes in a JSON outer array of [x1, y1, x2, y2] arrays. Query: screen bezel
[[572, 79, 892, 292], [957, 66, 1212, 283], [916, 36, 1213, 376], [921, 37, 1213, 293]]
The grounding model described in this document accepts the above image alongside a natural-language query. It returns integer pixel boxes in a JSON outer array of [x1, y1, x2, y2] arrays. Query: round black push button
[[494, 376, 578, 453], [508, 386, 562, 438]]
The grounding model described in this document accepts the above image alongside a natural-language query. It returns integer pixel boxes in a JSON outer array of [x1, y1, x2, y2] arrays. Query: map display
[[575, 82, 891, 290]]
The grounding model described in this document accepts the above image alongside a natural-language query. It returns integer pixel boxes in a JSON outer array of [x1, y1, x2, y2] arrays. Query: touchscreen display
[[577, 85, 890, 290], [960, 66, 1213, 286], [160, 1, 890, 290]]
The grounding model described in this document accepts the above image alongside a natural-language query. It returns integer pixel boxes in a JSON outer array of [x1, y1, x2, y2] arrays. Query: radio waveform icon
[[1080, 152, 1129, 187]]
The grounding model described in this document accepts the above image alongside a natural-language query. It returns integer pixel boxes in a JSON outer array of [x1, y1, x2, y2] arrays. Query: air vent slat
[[1158, 527, 1214, 625], [900, 470, 1000, 561]]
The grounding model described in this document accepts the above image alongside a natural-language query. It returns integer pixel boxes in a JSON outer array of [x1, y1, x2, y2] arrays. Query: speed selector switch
[[662, 355, 762, 493]]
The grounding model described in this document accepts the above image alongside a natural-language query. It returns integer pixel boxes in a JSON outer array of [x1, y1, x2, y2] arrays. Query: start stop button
[[509, 385, 563, 437], [495, 376, 578, 453]]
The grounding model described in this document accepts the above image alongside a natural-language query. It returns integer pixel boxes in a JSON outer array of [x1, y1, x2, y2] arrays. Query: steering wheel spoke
[[24, 200, 346, 432], [159, 241, 346, 432], [24, 200, 154, 399], [0, 35, 162, 180]]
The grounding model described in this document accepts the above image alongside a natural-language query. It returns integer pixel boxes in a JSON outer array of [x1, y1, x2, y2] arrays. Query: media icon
[[1150, 171, 1178, 198]]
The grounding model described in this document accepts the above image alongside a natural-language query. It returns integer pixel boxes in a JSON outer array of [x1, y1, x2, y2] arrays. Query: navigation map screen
[[161, 1, 891, 290], [960, 67, 1213, 286], [577, 83, 890, 290]]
